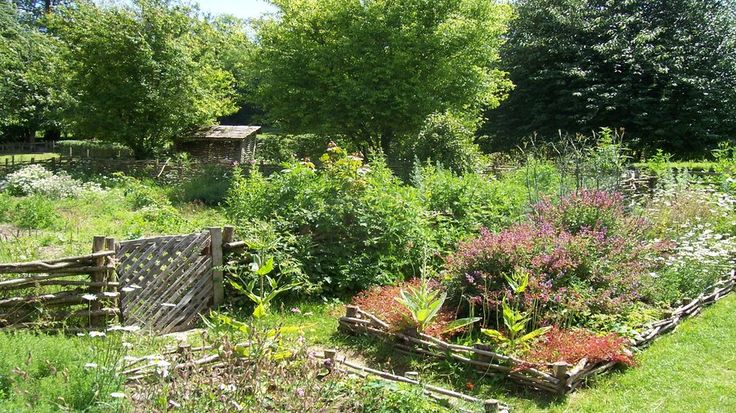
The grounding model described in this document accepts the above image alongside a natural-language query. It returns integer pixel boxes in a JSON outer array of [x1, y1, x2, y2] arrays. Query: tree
[[48, 0, 238, 158], [484, 0, 736, 155], [249, 0, 512, 154], [0, 1, 68, 142]]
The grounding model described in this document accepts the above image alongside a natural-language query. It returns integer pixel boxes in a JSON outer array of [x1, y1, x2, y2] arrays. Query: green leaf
[[518, 326, 552, 343], [256, 257, 275, 276], [481, 328, 508, 343], [441, 317, 481, 334], [253, 303, 267, 319]]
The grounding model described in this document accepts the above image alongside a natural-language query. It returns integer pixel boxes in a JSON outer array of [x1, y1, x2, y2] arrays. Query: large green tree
[[0, 1, 68, 142], [249, 0, 512, 153], [485, 0, 736, 154], [49, 0, 239, 158]]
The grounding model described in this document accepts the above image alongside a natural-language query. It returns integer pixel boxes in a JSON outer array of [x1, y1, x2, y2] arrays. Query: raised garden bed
[[339, 270, 736, 395]]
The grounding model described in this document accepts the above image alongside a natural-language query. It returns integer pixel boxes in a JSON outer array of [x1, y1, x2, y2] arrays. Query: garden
[[0, 137, 735, 411], [3, 0, 736, 411]]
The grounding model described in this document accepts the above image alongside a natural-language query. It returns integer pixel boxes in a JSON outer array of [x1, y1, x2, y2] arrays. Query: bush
[[257, 133, 358, 164], [12, 196, 58, 229], [227, 146, 433, 294], [174, 165, 232, 205], [413, 164, 529, 252], [54, 140, 134, 159], [394, 112, 486, 175], [445, 190, 661, 327], [0, 165, 102, 199]]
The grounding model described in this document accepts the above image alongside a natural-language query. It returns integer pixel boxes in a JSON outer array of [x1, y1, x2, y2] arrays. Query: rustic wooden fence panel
[[116, 230, 217, 334], [0, 239, 118, 331]]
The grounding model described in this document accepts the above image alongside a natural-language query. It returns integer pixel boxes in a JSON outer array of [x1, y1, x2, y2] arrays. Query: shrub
[[394, 112, 487, 174], [174, 165, 232, 205], [12, 196, 58, 229], [413, 164, 528, 252], [445, 190, 661, 328], [532, 190, 630, 236], [1, 165, 102, 199], [54, 140, 134, 159], [227, 147, 433, 294], [118, 175, 170, 209], [0, 193, 13, 222]]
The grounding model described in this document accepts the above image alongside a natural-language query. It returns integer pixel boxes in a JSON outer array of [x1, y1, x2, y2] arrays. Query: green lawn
[[252, 293, 736, 412], [0, 153, 59, 164], [536, 293, 736, 413]]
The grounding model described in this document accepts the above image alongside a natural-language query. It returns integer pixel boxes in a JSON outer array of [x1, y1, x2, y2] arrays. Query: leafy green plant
[[395, 280, 479, 334], [395, 281, 446, 333], [480, 270, 551, 351], [229, 254, 300, 318], [13, 196, 58, 229]]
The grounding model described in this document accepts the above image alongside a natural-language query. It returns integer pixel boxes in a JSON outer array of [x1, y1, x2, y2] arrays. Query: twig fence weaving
[[0, 237, 119, 330], [339, 270, 736, 395]]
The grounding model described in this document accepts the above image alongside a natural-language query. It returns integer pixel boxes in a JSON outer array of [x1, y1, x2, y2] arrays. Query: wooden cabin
[[177, 125, 260, 164]]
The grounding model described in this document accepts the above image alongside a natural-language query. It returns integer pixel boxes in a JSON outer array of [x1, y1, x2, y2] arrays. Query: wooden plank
[[209, 227, 224, 307]]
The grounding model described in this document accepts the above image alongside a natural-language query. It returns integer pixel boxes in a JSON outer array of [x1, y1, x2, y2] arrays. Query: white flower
[[121, 287, 135, 292], [84, 363, 98, 369], [110, 392, 126, 399], [82, 294, 98, 301], [103, 292, 119, 297], [89, 331, 106, 337]]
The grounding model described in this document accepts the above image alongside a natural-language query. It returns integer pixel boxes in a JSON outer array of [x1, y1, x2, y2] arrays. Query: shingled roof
[[185, 125, 261, 141]]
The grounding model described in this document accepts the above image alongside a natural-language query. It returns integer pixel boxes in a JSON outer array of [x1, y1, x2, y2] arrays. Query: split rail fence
[[339, 269, 736, 395], [0, 226, 249, 334]]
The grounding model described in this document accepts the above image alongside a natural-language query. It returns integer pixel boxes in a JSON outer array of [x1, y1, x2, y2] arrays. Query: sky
[[196, 0, 277, 19]]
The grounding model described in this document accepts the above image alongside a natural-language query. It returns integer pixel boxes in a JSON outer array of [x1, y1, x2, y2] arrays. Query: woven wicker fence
[[339, 270, 736, 395], [0, 236, 119, 331]]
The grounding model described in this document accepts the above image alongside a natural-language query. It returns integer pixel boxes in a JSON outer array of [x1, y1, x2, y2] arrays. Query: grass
[[536, 293, 736, 413], [0, 153, 59, 164], [280, 294, 736, 412]]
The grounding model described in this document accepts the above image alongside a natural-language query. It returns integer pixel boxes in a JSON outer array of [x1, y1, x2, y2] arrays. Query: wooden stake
[[209, 227, 224, 307], [90, 236, 106, 327]]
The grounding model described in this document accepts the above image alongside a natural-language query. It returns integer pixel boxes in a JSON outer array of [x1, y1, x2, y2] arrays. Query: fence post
[[223, 225, 235, 246], [209, 227, 224, 307], [104, 237, 120, 323], [91, 236, 106, 328]]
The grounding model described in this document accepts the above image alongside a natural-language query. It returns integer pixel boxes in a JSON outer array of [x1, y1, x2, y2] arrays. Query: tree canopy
[[249, 0, 513, 153], [47, 0, 241, 158], [485, 0, 736, 154], [0, 1, 67, 141]]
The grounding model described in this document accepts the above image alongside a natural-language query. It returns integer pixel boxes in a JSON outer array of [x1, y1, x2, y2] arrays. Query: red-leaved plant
[[523, 327, 635, 368]]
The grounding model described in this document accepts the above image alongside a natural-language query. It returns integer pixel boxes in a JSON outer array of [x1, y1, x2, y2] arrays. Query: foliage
[[393, 112, 487, 174], [47, 0, 238, 158], [12, 195, 58, 229], [445, 190, 661, 329], [480, 270, 551, 352], [228, 254, 300, 318], [412, 163, 533, 253], [256, 133, 358, 165], [226, 147, 433, 294], [395, 280, 448, 333], [485, 0, 736, 154], [249, 0, 512, 153], [173, 164, 232, 206], [0, 331, 124, 413], [1, 164, 102, 198], [0, 2, 68, 141], [54, 140, 134, 159]]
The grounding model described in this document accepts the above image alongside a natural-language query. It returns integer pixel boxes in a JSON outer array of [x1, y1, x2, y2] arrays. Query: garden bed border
[[339, 269, 736, 395]]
